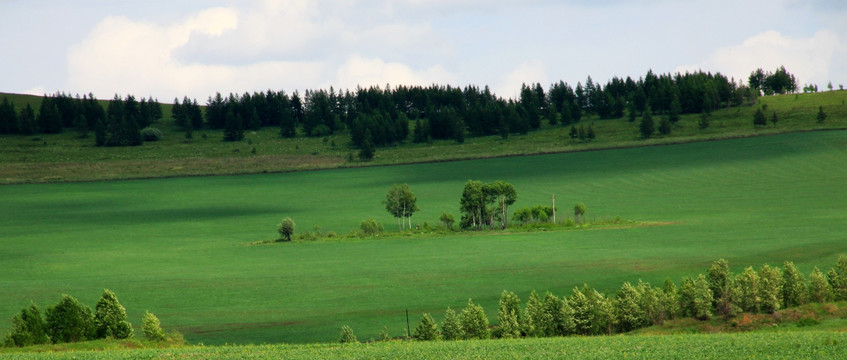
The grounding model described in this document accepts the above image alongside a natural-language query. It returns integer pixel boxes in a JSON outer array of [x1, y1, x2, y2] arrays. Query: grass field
[[2, 129, 847, 345], [1, 91, 846, 184], [3, 331, 846, 359]]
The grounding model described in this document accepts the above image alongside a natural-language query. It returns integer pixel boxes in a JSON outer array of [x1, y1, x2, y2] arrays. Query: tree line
[[1, 66, 792, 150], [339, 255, 847, 342], [3, 290, 173, 347]]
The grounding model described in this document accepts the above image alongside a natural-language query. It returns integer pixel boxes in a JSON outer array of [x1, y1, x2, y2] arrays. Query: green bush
[[414, 313, 440, 341], [360, 218, 384, 236], [140, 127, 163, 141], [460, 299, 489, 340], [277, 217, 295, 242], [45, 295, 95, 343], [94, 289, 133, 339], [3, 303, 50, 347], [142, 311, 166, 341], [441, 308, 462, 341], [339, 325, 358, 343]]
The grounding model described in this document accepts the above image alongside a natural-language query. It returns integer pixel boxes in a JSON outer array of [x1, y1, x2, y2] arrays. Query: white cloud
[[495, 60, 548, 99], [334, 55, 455, 89], [675, 30, 845, 86], [66, 7, 327, 100]]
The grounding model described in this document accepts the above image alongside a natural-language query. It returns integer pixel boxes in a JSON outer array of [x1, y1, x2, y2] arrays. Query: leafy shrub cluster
[[3, 290, 172, 347], [397, 255, 847, 342], [140, 126, 164, 141]]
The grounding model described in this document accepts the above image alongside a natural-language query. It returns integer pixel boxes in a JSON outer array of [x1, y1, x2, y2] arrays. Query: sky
[[1, 0, 845, 101]]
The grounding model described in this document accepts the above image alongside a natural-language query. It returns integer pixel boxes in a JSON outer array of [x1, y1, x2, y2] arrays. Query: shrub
[[338, 325, 357, 343], [3, 303, 50, 347], [439, 212, 455, 230], [94, 289, 133, 339], [460, 299, 489, 339], [441, 308, 462, 340], [497, 290, 521, 338], [360, 218, 383, 236], [414, 313, 440, 341], [809, 267, 831, 303], [45, 295, 95, 343], [758, 264, 783, 313], [277, 217, 295, 242], [310, 125, 331, 137], [140, 127, 163, 141], [141, 311, 166, 341]]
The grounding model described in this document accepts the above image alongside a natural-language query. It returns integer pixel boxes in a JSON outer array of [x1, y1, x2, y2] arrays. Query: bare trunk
[[552, 194, 556, 224]]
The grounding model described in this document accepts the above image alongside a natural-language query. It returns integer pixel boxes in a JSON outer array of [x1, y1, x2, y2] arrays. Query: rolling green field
[[1, 91, 846, 184], [2, 130, 847, 345], [3, 330, 847, 359]]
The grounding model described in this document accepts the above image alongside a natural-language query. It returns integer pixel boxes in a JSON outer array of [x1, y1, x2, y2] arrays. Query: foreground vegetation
[[2, 330, 846, 359], [0, 90, 845, 184], [2, 130, 847, 345]]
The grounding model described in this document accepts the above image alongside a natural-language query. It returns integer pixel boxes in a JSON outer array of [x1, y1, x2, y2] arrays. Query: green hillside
[[2, 130, 846, 344], [1, 91, 845, 184]]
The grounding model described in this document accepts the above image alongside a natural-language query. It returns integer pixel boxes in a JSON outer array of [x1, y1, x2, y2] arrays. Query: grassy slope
[[3, 331, 847, 359], [2, 130, 846, 345], [1, 91, 845, 184]]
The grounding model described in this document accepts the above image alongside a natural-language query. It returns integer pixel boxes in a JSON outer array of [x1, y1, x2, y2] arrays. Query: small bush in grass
[[140, 127, 163, 141], [277, 217, 295, 242], [360, 218, 384, 236], [141, 311, 166, 341], [339, 325, 358, 343]]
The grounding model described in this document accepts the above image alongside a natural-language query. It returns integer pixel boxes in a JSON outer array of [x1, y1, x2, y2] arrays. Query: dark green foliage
[[3, 303, 50, 347], [94, 289, 133, 339], [753, 108, 767, 126], [98, 94, 142, 147], [658, 118, 671, 135], [414, 313, 440, 341], [0, 97, 18, 134], [18, 104, 36, 135], [513, 205, 555, 224], [459, 180, 517, 230], [698, 113, 710, 129], [679, 275, 713, 320], [278, 217, 295, 241], [817, 106, 827, 123], [749, 66, 797, 95], [771, 111, 778, 126], [140, 126, 163, 141], [358, 129, 375, 160], [708, 259, 739, 319], [45, 295, 95, 343], [223, 110, 244, 141], [639, 107, 654, 138], [573, 203, 586, 224]]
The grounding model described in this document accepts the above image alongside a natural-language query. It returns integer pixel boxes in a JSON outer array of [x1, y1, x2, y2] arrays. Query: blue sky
[[1, 0, 845, 100]]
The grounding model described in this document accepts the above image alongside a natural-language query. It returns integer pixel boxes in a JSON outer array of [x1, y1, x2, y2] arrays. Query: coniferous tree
[[19, 104, 37, 136], [141, 311, 166, 341], [569, 286, 594, 335], [817, 106, 827, 124], [460, 299, 489, 340], [0, 97, 18, 134], [639, 106, 654, 138], [414, 313, 440, 341], [497, 290, 521, 338], [753, 108, 767, 126], [441, 307, 462, 340], [223, 110, 244, 142], [38, 97, 62, 133]]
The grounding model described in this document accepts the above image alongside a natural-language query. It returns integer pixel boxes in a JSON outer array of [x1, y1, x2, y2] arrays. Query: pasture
[[2, 130, 847, 344]]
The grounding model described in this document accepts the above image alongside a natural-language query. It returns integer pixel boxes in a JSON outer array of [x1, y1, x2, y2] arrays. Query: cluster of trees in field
[[2, 290, 173, 347], [0, 93, 163, 145], [339, 255, 847, 342], [748, 66, 797, 96]]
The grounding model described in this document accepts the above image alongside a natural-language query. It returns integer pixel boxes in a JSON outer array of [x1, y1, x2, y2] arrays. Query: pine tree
[[414, 313, 440, 341], [497, 290, 521, 338], [817, 106, 827, 123], [441, 307, 463, 340], [639, 106, 654, 138], [753, 108, 767, 126], [569, 286, 594, 335], [460, 299, 489, 340], [223, 110, 244, 141]]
